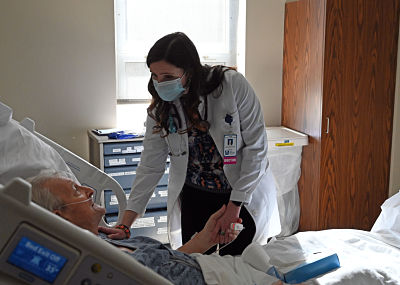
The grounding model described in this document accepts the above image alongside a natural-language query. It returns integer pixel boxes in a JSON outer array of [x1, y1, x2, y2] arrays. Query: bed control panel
[[67, 255, 141, 285], [0, 224, 79, 285]]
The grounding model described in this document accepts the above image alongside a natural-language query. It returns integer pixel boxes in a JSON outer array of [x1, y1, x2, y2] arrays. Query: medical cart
[[88, 131, 169, 244]]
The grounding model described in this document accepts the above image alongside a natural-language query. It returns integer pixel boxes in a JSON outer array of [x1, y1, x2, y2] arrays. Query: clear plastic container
[[266, 127, 308, 237]]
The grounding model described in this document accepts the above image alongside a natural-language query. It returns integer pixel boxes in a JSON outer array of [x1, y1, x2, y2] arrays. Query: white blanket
[[194, 229, 400, 284]]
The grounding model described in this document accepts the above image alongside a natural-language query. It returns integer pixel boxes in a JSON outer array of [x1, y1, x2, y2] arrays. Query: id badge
[[223, 134, 237, 164]]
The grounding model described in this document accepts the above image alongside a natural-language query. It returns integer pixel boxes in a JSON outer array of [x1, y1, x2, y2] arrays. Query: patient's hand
[[98, 226, 126, 239], [200, 205, 242, 247], [177, 205, 242, 254], [212, 201, 242, 244]]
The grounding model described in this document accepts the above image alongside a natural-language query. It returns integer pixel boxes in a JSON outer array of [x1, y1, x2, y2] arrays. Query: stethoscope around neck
[[165, 97, 208, 157], [166, 135, 187, 157], [166, 103, 186, 157], [168, 103, 182, 134]]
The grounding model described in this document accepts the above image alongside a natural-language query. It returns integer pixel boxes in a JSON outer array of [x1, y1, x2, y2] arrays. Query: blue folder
[[108, 131, 142, 140], [267, 252, 340, 284]]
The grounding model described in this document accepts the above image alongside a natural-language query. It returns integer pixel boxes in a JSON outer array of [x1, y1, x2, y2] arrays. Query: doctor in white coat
[[100, 32, 280, 255]]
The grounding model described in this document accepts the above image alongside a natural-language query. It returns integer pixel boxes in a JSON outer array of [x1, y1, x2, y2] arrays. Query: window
[[114, 0, 246, 131]]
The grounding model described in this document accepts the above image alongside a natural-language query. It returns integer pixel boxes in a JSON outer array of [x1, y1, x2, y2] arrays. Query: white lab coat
[[127, 70, 281, 249]]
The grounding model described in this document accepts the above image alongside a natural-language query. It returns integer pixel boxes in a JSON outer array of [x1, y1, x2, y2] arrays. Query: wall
[[0, 0, 398, 197], [0, 0, 285, 159], [389, 32, 400, 197], [246, 0, 285, 127], [0, 0, 116, 160]]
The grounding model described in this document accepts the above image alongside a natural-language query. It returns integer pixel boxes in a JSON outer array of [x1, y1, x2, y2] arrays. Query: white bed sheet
[[195, 229, 400, 285], [267, 229, 400, 284]]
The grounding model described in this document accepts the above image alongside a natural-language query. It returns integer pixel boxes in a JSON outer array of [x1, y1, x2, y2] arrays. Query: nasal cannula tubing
[[57, 196, 94, 209]]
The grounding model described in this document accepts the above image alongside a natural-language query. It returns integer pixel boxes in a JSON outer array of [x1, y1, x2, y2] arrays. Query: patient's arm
[[177, 205, 242, 254]]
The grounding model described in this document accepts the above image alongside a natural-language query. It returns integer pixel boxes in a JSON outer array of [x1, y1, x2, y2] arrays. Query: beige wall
[[246, 0, 285, 127], [0, 0, 285, 159], [389, 34, 400, 197], [0, 0, 116, 160], [0, 0, 399, 196]]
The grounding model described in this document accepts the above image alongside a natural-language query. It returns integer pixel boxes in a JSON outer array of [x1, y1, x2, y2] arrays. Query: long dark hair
[[146, 32, 235, 135]]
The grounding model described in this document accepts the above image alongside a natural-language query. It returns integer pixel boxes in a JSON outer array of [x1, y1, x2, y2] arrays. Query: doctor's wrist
[[230, 200, 243, 207]]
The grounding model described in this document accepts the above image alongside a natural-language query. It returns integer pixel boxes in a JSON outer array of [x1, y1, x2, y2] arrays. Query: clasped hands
[[206, 201, 243, 246], [98, 201, 243, 248]]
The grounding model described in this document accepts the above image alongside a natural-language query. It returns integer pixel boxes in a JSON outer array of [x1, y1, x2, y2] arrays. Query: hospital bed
[[21, 117, 128, 228], [0, 179, 171, 285], [0, 101, 172, 284], [1, 100, 400, 285]]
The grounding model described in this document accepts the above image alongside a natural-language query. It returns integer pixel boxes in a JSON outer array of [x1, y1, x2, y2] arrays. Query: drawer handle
[[325, 117, 330, 134]]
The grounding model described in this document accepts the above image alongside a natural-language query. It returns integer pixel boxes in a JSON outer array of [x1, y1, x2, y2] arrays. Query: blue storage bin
[[104, 185, 168, 214], [104, 153, 141, 167], [147, 185, 168, 210], [104, 165, 137, 189], [104, 189, 128, 214], [103, 141, 144, 155], [159, 173, 169, 186], [106, 210, 168, 244]]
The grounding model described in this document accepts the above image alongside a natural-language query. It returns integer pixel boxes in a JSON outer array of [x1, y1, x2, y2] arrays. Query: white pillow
[[371, 191, 400, 248], [0, 101, 12, 126], [0, 101, 74, 185], [372, 191, 400, 233]]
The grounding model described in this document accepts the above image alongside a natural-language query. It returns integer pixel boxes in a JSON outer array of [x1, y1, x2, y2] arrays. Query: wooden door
[[320, 0, 399, 230], [282, 0, 399, 231]]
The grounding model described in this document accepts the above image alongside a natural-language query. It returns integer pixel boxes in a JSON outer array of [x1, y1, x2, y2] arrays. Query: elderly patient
[[28, 172, 283, 285]]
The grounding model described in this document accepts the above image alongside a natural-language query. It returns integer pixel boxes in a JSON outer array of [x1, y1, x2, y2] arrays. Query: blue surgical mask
[[153, 75, 186, 102]]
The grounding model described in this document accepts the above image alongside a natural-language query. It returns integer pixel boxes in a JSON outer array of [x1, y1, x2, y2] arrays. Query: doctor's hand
[[178, 205, 242, 254], [198, 205, 242, 248], [98, 226, 127, 240], [212, 201, 242, 244]]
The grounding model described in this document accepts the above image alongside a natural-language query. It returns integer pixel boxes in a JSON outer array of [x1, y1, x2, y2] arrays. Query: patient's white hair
[[27, 170, 76, 211]]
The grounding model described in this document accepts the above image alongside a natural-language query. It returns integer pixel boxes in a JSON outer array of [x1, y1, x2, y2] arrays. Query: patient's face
[[45, 177, 106, 235]]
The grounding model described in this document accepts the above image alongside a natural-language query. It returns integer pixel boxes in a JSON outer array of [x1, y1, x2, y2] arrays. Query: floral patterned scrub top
[[185, 127, 232, 193]]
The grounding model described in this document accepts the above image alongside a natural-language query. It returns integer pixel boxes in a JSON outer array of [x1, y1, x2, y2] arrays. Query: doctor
[[101, 32, 280, 255]]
